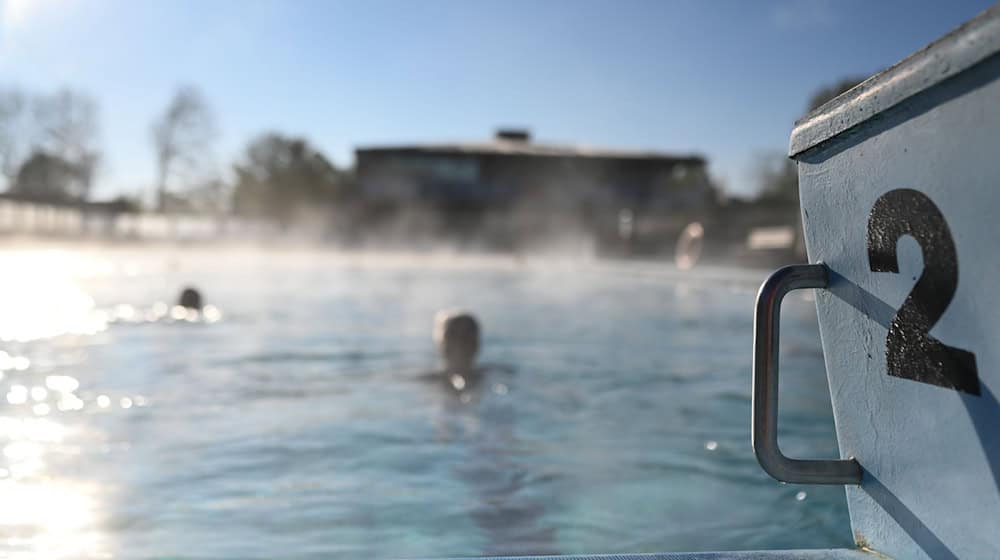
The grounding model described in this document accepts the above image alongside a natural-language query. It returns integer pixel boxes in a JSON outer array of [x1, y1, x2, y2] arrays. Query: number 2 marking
[[866, 188, 981, 395]]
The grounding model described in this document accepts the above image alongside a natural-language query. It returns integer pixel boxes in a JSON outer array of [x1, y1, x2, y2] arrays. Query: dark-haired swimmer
[[178, 287, 204, 310], [173, 286, 222, 321]]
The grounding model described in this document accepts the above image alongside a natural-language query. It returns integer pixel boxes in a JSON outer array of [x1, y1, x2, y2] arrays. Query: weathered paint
[[791, 8, 1000, 559]]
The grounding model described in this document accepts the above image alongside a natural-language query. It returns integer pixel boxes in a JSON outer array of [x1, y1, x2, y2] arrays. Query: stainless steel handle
[[752, 264, 862, 485]]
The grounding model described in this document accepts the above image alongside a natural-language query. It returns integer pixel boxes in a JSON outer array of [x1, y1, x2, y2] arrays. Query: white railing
[[0, 199, 276, 241]]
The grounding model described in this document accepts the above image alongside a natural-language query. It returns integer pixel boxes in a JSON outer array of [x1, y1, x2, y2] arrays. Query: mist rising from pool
[[0, 246, 850, 558]]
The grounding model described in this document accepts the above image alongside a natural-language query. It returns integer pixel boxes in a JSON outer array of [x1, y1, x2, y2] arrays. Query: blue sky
[[0, 0, 994, 200]]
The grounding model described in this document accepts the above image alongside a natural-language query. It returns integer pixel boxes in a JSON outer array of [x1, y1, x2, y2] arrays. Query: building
[[354, 130, 717, 252]]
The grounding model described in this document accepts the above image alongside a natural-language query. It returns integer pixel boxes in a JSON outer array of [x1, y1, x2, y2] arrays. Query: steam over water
[[0, 247, 850, 558]]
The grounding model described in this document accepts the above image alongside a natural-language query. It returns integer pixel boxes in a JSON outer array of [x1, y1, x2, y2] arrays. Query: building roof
[[356, 140, 705, 164]]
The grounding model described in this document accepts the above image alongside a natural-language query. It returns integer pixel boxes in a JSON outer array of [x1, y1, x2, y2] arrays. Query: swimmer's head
[[178, 287, 204, 310], [434, 311, 480, 373]]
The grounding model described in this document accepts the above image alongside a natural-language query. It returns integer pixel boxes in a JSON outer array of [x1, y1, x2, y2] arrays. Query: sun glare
[[0, 479, 105, 559], [0, 415, 106, 558], [0, 251, 108, 342]]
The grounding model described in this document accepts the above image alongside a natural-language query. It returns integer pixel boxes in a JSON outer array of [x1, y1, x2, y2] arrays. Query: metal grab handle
[[752, 264, 862, 485]]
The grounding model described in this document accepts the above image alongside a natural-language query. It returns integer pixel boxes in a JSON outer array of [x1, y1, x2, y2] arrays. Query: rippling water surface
[[0, 247, 851, 558]]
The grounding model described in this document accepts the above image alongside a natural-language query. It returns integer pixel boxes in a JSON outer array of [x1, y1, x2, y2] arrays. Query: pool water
[[0, 247, 851, 559]]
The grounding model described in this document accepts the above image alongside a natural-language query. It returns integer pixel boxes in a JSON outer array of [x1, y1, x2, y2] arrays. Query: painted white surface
[[797, 55, 1000, 559]]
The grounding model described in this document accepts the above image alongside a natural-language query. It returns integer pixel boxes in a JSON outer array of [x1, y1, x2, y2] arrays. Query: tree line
[[0, 84, 355, 224], [0, 77, 865, 225]]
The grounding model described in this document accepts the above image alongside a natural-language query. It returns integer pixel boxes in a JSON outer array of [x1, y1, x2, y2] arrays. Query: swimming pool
[[0, 247, 850, 558]]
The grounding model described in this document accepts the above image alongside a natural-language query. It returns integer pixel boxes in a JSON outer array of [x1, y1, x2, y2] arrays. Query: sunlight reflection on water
[[0, 251, 131, 558], [0, 414, 106, 559], [0, 247, 848, 558], [0, 479, 105, 559]]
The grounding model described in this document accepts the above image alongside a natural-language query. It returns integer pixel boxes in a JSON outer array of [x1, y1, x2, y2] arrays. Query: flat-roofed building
[[354, 130, 717, 252]]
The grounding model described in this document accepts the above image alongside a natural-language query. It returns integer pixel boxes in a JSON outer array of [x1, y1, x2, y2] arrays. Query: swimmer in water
[[177, 287, 204, 310], [427, 311, 513, 392], [436, 311, 480, 374]]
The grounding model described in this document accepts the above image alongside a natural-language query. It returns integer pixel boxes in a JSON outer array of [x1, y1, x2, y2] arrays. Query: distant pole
[[156, 181, 165, 213]]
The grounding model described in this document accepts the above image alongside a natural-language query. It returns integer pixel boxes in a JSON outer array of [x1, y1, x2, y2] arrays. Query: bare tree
[[0, 87, 29, 190], [32, 88, 101, 200], [152, 87, 216, 212]]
